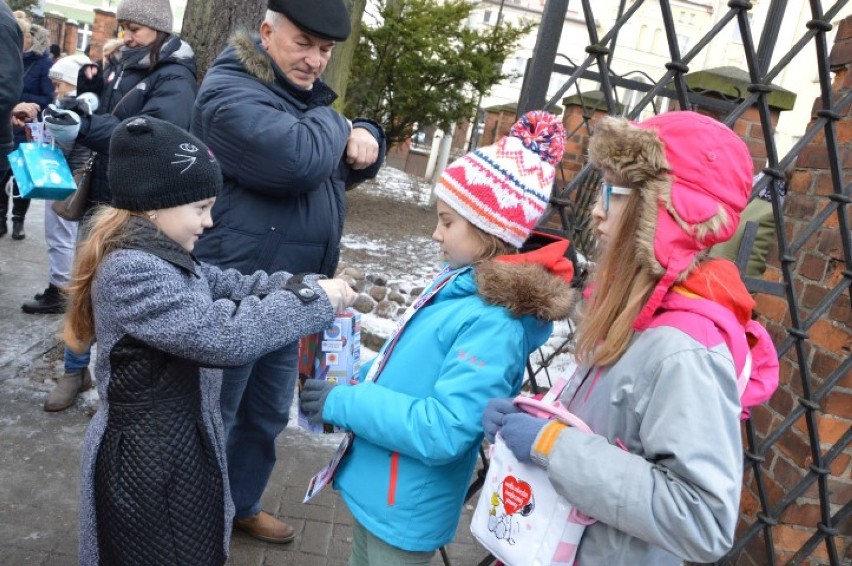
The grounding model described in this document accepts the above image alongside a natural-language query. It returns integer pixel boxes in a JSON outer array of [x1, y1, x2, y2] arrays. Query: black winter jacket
[[0, 3, 22, 176], [77, 36, 198, 208], [192, 31, 386, 277]]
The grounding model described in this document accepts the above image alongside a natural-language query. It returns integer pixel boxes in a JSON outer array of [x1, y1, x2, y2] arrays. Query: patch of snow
[[360, 314, 397, 340], [360, 166, 433, 206]]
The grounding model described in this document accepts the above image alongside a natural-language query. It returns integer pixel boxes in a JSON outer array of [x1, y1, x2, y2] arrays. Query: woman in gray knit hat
[[43, 0, 201, 413], [70, 116, 356, 565]]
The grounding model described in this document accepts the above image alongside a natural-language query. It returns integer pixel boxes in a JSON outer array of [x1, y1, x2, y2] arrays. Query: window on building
[[652, 28, 664, 54], [483, 10, 492, 24], [77, 23, 92, 51], [731, 14, 753, 44], [638, 24, 649, 51]]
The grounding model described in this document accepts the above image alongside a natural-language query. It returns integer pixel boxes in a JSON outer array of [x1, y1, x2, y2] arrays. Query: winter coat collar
[[117, 35, 197, 76], [27, 24, 50, 56], [229, 29, 337, 107], [120, 216, 199, 276], [475, 240, 577, 321]]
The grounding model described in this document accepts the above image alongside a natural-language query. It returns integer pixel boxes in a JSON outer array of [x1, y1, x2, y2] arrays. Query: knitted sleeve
[[98, 250, 334, 367], [199, 263, 326, 301]]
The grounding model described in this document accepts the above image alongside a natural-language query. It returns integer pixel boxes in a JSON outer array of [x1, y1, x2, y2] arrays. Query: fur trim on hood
[[476, 251, 577, 321], [588, 115, 670, 279], [231, 28, 275, 84], [227, 28, 337, 106], [28, 24, 50, 56], [587, 112, 753, 331]]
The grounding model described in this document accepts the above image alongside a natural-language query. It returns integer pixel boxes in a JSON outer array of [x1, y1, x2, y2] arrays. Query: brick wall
[[89, 9, 118, 66], [63, 21, 78, 58], [560, 102, 611, 179], [42, 12, 66, 55], [41, 13, 80, 59], [734, 14, 852, 565]]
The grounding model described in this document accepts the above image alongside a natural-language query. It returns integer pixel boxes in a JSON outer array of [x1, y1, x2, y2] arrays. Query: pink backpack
[[648, 291, 779, 419]]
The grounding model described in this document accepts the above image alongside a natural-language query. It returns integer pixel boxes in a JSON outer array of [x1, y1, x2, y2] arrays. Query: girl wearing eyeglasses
[[483, 111, 778, 565], [592, 179, 634, 247]]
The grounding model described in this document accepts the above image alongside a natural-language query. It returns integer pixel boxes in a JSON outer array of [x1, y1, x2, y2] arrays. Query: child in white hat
[[21, 54, 94, 318]]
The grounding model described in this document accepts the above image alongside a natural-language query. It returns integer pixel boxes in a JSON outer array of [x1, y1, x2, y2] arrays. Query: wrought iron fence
[[446, 1, 851, 565]]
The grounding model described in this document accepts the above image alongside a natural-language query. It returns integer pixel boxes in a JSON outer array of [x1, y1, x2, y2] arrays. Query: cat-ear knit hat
[[587, 110, 754, 330], [116, 0, 173, 33], [434, 111, 566, 248], [109, 116, 221, 211]]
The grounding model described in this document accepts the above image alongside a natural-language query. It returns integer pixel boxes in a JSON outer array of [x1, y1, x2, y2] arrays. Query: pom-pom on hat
[[434, 111, 566, 248], [109, 117, 222, 211], [116, 0, 174, 34], [587, 111, 754, 330]]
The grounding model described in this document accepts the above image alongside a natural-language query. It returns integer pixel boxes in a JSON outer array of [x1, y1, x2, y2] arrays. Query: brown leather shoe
[[233, 511, 296, 544]]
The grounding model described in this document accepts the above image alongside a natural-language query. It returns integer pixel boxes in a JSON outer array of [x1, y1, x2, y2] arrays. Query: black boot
[[22, 284, 65, 314], [0, 220, 6, 237], [34, 286, 50, 301], [11, 218, 24, 240]]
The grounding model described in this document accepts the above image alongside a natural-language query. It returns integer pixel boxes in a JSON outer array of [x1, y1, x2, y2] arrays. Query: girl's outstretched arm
[[322, 312, 528, 466], [99, 250, 334, 367]]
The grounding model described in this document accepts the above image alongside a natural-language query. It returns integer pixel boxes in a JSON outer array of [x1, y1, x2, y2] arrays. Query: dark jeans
[[220, 341, 299, 519], [1, 170, 31, 220]]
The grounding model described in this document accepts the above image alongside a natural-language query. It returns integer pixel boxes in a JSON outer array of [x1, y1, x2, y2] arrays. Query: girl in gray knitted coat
[[64, 116, 356, 566]]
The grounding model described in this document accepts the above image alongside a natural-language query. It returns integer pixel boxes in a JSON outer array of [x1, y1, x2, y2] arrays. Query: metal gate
[[466, 1, 851, 565]]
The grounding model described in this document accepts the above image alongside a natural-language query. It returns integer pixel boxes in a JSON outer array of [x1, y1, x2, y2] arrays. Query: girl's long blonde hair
[[574, 191, 657, 367], [63, 207, 142, 353]]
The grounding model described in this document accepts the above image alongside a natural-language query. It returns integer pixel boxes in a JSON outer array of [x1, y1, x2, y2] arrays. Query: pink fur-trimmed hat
[[434, 111, 566, 248], [588, 111, 754, 330]]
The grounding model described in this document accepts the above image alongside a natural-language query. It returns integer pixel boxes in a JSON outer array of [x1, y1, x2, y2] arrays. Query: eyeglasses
[[599, 181, 634, 213]]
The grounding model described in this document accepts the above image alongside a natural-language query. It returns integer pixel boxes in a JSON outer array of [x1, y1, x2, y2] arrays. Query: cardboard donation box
[[298, 309, 361, 433]]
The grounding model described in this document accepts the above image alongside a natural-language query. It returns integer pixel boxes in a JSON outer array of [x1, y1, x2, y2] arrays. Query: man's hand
[[11, 103, 39, 128], [345, 127, 379, 170]]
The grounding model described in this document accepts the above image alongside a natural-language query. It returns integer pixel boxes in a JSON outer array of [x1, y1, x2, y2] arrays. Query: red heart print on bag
[[502, 476, 532, 515]]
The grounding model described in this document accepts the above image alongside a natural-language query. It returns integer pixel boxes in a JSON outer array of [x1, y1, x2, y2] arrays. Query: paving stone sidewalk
[[0, 204, 488, 566]]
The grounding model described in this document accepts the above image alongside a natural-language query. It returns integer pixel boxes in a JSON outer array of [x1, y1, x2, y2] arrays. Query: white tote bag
[[471, 396, 595, 566]]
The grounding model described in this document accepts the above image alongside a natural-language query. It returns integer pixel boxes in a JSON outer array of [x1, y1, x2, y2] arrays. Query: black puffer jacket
[[76, 36, 198, 208], [0, 2, 22, 176]]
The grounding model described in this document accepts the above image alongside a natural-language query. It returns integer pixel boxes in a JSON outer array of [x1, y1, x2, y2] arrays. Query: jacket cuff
[[352, 117, 386, 143], [77, 115, 92, 139], [530, 421, 568, 469], [283, 273, 321, 303]]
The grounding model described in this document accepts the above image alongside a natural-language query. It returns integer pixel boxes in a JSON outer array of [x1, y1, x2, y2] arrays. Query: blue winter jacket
[[192, 31, 386, 277], [322, 251, 577, 551], [14, 50, 54, 145]]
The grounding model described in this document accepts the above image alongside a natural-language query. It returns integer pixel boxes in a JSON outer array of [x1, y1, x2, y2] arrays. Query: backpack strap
[[648, 291, 779, 419]]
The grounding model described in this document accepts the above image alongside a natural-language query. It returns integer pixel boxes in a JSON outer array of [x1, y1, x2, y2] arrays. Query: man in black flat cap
[[191, 0, 386, 545]]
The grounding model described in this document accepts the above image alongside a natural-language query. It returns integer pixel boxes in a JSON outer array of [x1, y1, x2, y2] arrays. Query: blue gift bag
[[7, 142, 76, 200]]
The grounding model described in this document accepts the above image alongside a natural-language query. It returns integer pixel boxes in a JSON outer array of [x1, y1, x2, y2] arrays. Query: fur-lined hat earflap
[[588, 111, 753, 330]]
